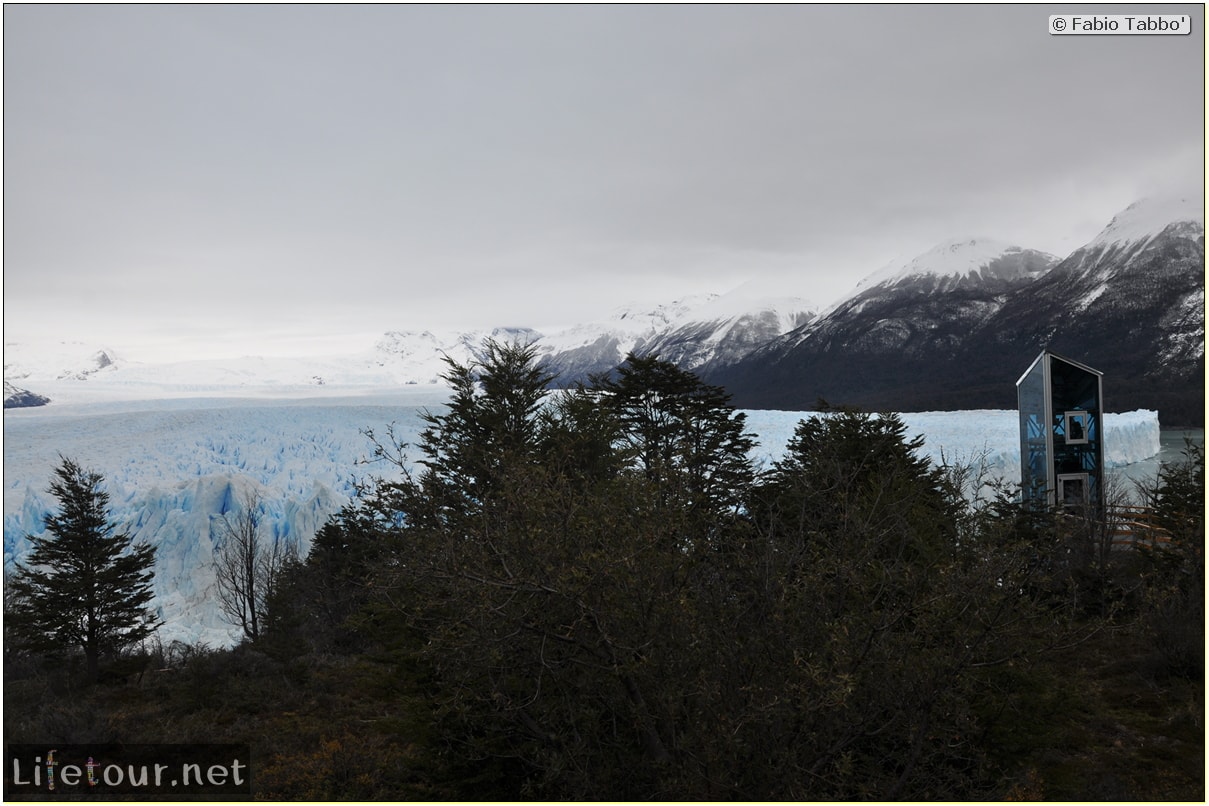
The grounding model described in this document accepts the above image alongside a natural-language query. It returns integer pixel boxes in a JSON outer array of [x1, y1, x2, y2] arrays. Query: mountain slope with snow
[[2, 382, 49, 408], [969, 190, 1205, 422], [1089, 190, 1203, 250], [3, 341, 123, 386], [3, 292, 814, 403], [620, 283, 816, 375], [713, 238, 1058, 407], [4, 191, 1201, 423], [533, 295, 718, 382], [854, 238, 1057, 294], [370, 326, 543, 383], [715, 191, 1204, 424]]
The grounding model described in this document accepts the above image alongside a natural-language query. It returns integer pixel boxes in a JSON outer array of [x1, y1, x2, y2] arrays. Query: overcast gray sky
[[4, 4, 1204, 361]]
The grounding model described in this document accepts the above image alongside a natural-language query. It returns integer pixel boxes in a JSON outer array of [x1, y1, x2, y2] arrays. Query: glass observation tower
[[1016, 350, 1105, 513]]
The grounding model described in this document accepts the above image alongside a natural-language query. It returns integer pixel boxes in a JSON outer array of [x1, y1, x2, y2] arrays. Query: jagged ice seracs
[[4, 393, 1162, 647]]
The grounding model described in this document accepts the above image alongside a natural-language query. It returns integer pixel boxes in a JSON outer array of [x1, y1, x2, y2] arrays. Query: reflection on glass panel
[[1064, 411, 1089, 444], [1051, 359, 1099, 412], [1058, 473, 1089, 510], [1017, 358, 1049, 506]]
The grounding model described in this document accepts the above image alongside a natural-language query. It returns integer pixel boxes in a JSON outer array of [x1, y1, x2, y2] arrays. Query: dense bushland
[[4, 341, 1203, 800]]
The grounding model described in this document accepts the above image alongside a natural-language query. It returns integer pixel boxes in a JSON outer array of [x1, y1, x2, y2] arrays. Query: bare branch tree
[[212, 489, 296, 642]]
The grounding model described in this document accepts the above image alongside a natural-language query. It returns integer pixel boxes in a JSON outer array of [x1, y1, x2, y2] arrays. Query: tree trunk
[[85, 646, 99, 685]]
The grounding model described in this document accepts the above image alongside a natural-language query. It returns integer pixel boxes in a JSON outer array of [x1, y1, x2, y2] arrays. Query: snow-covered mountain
[[714, 238, 1058, 408], [987, 190, 1203, 339], [971, 189, 1205, 422], [1, 328, 539, 405], [2, 381, 50, 409], [637, 283, 816, 374], [371, 326, 542, 383], [3, 342, 125, 407], [852, 238, 1057, 296], [1086, 191, 1204, 254], [5, 342, 121, 381], [3, 293, 815, 403], [538, 288, 816, 381], [797, 237, 1057, 356], [5, 190, 1202, 423], [533, 294, 718, 382], [716, 190, 1204, 424]]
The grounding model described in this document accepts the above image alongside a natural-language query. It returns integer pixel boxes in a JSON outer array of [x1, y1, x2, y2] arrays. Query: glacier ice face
[[4, 397, 1165, 647], [4, 395, 441, 646], [741, 408, 1162, 485]]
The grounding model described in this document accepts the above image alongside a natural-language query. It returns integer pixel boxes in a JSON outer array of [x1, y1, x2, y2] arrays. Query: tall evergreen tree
[[593, 353, 755, 521], [8, 457, 160, 682], [405, 338, 554, 528], [754, 407, 958, 567]]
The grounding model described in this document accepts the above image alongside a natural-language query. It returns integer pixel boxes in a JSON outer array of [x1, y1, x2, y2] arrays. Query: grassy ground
[[5, 620, 1203, 800], [4, 646, 451, 800], [998, 626, 1203, 801]]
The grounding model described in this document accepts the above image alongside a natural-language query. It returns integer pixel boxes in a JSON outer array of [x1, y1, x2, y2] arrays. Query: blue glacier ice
[[4, 394, 1165, 647]]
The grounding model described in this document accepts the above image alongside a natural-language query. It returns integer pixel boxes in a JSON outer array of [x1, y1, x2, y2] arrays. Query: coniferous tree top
[[8, 457, 160, 681], [594, 352, 755, 518]]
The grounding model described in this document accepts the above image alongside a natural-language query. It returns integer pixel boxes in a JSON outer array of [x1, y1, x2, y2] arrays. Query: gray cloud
[[4, 4, 1203, 360]]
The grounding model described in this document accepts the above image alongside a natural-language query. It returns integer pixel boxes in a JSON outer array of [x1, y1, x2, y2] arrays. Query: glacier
[[3, 391, 1170, 646]]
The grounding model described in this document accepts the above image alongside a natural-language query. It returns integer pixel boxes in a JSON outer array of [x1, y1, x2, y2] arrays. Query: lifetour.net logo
[[4, 744, 251, 797]]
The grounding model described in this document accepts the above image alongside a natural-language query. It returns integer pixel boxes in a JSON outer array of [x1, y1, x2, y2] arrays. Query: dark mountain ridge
[[710, 196, 1205, 426]]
